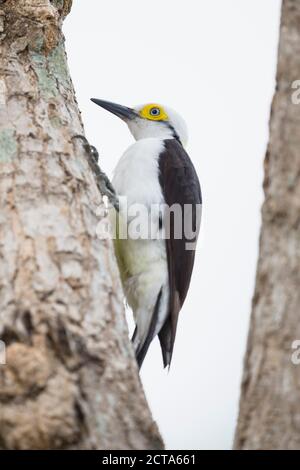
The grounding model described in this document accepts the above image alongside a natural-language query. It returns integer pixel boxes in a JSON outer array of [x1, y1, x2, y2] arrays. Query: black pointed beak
[[91, 98, 137, 121]]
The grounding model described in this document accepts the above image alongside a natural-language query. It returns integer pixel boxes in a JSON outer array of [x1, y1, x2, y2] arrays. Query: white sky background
[[64, 1, 282, 450]]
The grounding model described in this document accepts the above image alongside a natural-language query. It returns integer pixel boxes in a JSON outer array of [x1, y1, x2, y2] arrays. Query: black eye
[[150, 107, 160, 116]]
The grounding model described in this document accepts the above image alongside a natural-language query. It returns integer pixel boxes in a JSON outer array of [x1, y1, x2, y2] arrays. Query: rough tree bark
[[234, 0, 300, 450], [0, 0, 163, 450]]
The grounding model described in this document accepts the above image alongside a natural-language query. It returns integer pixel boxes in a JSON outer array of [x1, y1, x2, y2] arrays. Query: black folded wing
[[158, 139, 202, 367]]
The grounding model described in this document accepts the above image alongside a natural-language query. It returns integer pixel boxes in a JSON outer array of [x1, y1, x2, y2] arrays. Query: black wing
[[158, 139, 202, 367]]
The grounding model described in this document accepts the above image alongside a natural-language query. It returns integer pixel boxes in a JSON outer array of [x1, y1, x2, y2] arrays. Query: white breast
[[112, 137, 165, 208]]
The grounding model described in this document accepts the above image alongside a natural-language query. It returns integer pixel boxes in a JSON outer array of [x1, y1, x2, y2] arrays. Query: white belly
[[111, 138, 169, 342]]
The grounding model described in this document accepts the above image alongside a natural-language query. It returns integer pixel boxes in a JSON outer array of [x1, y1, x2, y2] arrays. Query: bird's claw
[[88, 145, 99, 163], [72, 135, 119, 211]]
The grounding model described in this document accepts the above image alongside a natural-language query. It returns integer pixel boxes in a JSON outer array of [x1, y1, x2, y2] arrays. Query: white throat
[[127, 118, 175, 142]]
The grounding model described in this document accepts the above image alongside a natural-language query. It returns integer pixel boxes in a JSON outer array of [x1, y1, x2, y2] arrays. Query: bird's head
[[91, 99, 188, 146]]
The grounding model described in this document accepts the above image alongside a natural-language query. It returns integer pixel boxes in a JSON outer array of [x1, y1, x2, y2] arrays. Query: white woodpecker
[[91, 99, 202, 369]]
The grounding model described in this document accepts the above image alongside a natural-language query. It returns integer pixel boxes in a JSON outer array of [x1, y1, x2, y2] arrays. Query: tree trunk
[[0, 0, 162, 450], [234, 0, 300, 450]]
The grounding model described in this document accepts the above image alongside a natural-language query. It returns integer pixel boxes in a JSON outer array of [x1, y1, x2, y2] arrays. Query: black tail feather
[[133, 289, 163, 369], [158, 319, 173, 368]]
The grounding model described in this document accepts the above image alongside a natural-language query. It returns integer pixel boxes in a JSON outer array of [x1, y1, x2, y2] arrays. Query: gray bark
[[234, 0, 300, 450], [0, 0, 163, 450]]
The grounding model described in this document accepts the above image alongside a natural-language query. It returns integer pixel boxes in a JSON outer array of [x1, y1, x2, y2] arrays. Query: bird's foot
[[72, 135, 119, 211]]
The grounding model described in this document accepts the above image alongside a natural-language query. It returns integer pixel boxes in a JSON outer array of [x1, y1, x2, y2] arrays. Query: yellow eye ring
[[139, 103, 168, 121]]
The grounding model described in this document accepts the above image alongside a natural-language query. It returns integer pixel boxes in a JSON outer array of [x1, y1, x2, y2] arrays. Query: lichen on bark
[[0, 0, 163, 450]]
